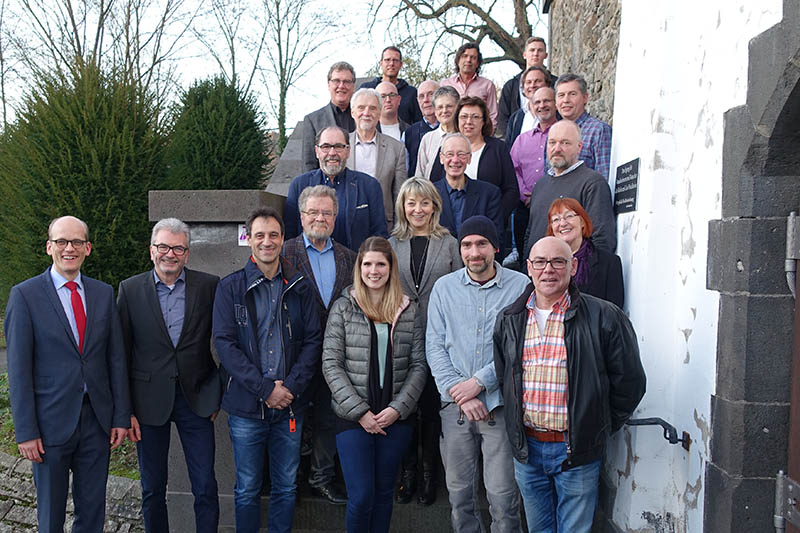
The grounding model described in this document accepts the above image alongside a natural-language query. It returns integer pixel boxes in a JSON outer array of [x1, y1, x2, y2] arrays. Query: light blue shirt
[[302, 233, 336, 308], [426, 263, 529, 411], [50, 268, 86, 348], [153, 269, 186, 348]]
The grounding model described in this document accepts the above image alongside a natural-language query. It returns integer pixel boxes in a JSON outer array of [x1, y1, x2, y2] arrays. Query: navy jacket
[[284, 168, 389, 252], [433, 177, 504, 241], [430, 136, 519, 220], [213, 258, 322, 418], [404, 119, 438, 177], [5, 268, 130, 445], [360, 77, 422, 125]]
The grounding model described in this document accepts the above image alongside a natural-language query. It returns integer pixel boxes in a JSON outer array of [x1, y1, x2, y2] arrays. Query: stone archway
[[705, 3, 800, 531]]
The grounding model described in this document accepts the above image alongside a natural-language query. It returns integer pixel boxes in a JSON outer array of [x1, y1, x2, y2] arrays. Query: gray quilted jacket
[[322, 287, 427, 422]]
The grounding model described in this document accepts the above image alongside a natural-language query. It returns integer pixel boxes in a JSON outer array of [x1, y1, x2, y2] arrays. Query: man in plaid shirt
[[554, 73, 613, 181], [493, 236, 645, 533]]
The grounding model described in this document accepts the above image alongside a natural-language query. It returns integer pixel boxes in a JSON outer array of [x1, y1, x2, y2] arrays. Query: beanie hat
[[458, 215, 499, 250]]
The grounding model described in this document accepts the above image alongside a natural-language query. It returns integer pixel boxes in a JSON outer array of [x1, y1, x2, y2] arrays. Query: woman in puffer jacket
[[322, 236, 427, 533]]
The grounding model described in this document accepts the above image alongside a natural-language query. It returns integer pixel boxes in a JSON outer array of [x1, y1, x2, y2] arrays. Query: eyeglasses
[[550, 213, 580, 225], [301, 209, 335, 219], [328, 78, 354, 86], [380, 93, 399, 100], [316, 143, 349, 152], [458, 113, 483, 122], [152, 243, 188, 256], [49, 239, 88, 249], [442, 151, 470, 160], [528, 258, 569, 270]]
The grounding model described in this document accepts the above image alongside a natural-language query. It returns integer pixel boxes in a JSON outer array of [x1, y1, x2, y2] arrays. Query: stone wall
[[547, 0, 621, 124]]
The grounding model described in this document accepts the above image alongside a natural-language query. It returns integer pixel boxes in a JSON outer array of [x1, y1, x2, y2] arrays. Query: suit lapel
[[420, 236, 444, 292], [395, 239, 416, 296], [145, 272, 172, 342], [296, 239, 327, 311], [437, 182, 456, 233], [331, 244, 352, 308], [346, 132, 356, 169], [41, 270, 80, 355], [464, 180, 480, 220], [177, 269, 196, 346], [346, 172, 358, 248], [375, 133, 387, 177]]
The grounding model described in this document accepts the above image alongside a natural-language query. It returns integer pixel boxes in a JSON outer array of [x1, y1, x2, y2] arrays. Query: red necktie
[[65, 281, 86, 353]]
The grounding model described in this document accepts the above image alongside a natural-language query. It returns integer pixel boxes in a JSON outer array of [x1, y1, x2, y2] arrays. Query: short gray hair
[[151, 218, 190, 245], [555, 73, 588, 95], [432, 85, 459, 106], [327, 61, 355, 81], [441, 132, 470, 152], [298, 185, 339, 215], [351, 88, 382, 109]]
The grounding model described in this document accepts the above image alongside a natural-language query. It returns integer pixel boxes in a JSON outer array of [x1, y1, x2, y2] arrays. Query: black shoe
[[395, 470, 417, 504], [311, 483, 347, 505], [417, 471, 436, 506]]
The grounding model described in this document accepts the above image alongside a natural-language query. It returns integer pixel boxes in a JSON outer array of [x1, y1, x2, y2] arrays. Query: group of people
[[4, 36, 646, 533]]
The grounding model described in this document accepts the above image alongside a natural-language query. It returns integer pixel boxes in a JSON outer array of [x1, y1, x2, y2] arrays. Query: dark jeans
[[33, 398, 109, 533], [137, 386, 219, 533], [228, 409, 304, 533], [337, 423, 413, 533]]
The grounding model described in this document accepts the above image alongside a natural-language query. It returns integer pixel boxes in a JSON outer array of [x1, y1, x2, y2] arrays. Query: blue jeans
[[137, 387, 218, 533], [513, 436, 601, 533], [336, 423, 413, 533], [228, 410, 304, 533]]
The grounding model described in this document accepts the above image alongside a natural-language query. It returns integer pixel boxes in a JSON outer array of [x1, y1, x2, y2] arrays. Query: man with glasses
[[432, 133, 504, 239], [523, 120, 616, 260], [426, 215, 528, 532], [5, 216, 130, 532], [494, 236, 645, 533], [375, 80, 409, 141], [302, 61, 358, 172], [285, 125, 389, 251], [283, 185, 356, 506], [117, 218, 221, 532], [359, 45, 422, 125]]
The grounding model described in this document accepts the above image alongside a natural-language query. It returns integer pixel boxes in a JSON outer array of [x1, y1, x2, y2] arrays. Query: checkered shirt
[[575, 111, 612, 181], [522, 289, 571, 431]]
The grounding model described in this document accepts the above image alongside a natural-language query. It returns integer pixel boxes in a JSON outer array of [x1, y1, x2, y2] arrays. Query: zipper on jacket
[[279, 275, 303, 401], [227, 376, 232, 392]]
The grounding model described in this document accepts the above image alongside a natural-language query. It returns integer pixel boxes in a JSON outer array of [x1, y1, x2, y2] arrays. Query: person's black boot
[[417, 470, 436, 506], [395, 470, 417, 504]]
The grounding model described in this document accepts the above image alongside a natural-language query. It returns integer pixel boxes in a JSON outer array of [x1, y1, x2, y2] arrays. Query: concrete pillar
[[148, 189, 284, 531]]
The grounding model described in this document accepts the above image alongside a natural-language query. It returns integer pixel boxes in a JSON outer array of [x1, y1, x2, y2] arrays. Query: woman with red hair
[[546, 198, 624, 307]]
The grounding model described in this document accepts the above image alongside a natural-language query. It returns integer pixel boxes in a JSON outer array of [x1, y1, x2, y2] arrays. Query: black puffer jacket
[[493, 282, 645, 469]]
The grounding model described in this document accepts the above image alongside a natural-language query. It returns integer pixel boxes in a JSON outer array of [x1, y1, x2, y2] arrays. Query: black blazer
[[578, 246, 624, 309], [117, 268, 221, 426], [430, 136, 519, 221], [433, 177, 504, 241]]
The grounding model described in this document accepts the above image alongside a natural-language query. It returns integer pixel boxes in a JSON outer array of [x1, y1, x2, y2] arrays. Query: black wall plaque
[[614, 158, 639, 214]]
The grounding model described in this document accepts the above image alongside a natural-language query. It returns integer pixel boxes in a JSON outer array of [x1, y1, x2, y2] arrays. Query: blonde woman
[[389, 178, 461, 505], [322, 236, 426, 532]]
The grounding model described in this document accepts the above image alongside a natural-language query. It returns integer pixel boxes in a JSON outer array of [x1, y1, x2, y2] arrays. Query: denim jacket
[[213, 257, 322, 419]]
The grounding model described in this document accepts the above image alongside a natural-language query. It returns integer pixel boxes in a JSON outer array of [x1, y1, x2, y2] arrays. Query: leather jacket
[[493, 282, 646, 469]]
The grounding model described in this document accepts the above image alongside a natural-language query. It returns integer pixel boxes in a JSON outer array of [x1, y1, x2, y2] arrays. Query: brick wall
[[547, 0, 621, 124]]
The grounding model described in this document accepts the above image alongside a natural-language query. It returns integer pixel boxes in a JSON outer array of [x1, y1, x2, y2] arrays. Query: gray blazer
[[347, 131, 407, 230], [389, 234, 462, 333], [302, 103, 336, 172]]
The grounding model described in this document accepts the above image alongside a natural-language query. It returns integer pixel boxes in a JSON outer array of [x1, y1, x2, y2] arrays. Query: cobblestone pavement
[[0, 451, 144, 532]]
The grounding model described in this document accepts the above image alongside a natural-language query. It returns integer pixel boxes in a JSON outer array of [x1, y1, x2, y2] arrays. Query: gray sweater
[[523, 162, 616, 259], [322, 288, 427, 422]]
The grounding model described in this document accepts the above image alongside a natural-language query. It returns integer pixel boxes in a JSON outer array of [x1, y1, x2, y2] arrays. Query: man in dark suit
[[302, 62, 357, 172], [433, 133, 504, 240], [282, 185, 356, 505], [285, 126, 389, 252], [117, 218, 221, 533], [5, 215, 130, 532]]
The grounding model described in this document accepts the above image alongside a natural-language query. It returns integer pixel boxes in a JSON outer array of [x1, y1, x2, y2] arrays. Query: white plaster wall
[[607, 2, 782, 531]]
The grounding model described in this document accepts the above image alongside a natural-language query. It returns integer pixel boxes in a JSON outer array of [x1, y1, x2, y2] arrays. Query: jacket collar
[[245, 256, 303, 290]]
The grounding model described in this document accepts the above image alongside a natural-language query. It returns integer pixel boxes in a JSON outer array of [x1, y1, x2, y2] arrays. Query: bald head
[[531, 87, 556, 125], [547, 120, 583, 175], [528, 236, 577, 305], [417, 80, 440, 122], [376, 81, 400, 120]]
